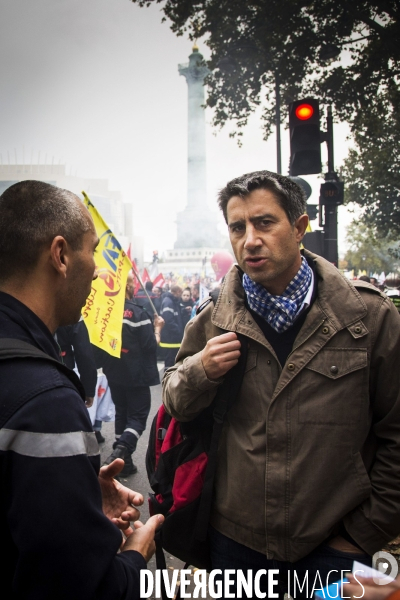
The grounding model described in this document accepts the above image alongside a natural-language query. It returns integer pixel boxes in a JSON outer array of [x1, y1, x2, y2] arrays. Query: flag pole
[[129, 262, 158, 316]]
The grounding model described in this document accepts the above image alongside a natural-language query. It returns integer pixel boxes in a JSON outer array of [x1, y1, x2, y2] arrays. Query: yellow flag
[[81, 192, 132, 357]]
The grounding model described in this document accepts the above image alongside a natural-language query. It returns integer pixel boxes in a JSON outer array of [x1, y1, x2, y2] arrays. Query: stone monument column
[[178, 45, 209, 210], [174, 45, 220, 250]]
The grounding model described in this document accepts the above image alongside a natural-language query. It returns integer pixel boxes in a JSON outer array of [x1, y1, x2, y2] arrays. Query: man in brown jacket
[[162, 171, 400, 598]]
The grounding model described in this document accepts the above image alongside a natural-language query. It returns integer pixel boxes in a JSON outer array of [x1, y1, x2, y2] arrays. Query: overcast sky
[[0, 0, 353, 260]]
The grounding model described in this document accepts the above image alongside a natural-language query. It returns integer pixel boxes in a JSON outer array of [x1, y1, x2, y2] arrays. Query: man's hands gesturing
[[99, 459, 165, 562], [201, 332, 241, 380], [99, 458, 143, 536]]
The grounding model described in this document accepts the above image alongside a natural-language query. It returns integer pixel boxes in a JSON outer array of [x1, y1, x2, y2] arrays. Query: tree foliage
[[341, 86, 400, 239], [131, 0, 400, 235], [343, 220, 400, 274], [131, 1, 399, 132]]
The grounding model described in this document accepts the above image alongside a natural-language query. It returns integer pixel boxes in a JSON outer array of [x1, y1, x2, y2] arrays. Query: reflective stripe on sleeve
[[0, 429, 100, 458], [159, 342, 181, 348], [124, 428, 140, 439], [161, 307, 175, 315], [123, 318, 151, 328]]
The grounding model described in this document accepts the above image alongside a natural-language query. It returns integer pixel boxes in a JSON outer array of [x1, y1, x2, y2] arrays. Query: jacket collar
[[0, 291, 61, 360], [211, 251, 367, 336]]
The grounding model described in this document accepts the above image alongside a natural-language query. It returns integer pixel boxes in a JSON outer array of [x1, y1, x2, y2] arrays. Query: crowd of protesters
[[132, 279, 204, 368], [355, 274, 400, 313]]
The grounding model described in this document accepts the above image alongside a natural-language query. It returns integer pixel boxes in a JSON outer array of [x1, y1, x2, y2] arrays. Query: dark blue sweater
[[0, 292, 146, 599]]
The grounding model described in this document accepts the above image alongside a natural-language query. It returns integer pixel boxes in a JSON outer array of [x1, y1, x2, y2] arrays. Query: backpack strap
[[196, 286, 221, 315], [194, 331, 248, 541], [0, 338, 86, 428]]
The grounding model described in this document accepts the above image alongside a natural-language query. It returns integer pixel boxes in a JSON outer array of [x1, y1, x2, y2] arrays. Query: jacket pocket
[[245, 349, 257, 373], [298, 348, 368, 425]]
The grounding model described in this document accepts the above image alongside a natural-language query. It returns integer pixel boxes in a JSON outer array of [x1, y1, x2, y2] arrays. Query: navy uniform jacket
[[95, 299, 160, 388], [160, 292, 184, 348], [0, 292, 145, 600], [134, 291, 160, 317]]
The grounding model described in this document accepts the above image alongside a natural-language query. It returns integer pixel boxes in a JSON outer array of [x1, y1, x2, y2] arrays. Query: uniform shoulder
[[124, 301, 150, 320], [0, 355, 81, 404]]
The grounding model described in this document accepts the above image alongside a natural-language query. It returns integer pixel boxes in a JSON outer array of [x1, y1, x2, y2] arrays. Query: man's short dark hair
[[217, 170, 307, 225], [145, 281, 153, 292], [170, 285, 182, 295], [0, 180, 91, 283]]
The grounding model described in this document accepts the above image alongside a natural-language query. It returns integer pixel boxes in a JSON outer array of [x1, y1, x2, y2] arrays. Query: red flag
[[126, 243, 132, 261], [142, 268, 151, 284], [153, 272, 165, 289], [130, 259, 141, 295]]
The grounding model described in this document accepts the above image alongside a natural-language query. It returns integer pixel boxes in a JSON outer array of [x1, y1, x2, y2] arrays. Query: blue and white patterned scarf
[[243, 257, 313, 333]]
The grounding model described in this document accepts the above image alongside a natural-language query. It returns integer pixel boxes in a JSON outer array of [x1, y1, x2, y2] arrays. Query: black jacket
[[134, 291, 159, 316], [160, 292, 184, 346], [0, 292, 145, 599], [180, 298, 194, 328], [95, 299, 159, 387]]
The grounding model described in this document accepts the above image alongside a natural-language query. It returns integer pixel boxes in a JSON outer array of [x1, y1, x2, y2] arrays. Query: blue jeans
[[209, 527, 372, 599]]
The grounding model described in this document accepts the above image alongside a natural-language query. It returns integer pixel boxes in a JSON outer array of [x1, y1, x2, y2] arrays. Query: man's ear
[[50, 236, 69, 278], [294, 214, 309, 242]]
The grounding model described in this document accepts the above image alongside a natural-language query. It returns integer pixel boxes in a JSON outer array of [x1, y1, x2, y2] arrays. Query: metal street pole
[[326, 105, 335, 176], [275, 72, 282, 174], [322, 105, 339, 266]]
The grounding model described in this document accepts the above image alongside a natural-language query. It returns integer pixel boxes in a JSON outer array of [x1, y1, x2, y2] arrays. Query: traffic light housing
[[320, 181, 344, 206], [306, 204, 319, 220], [288, 176, 312, 199], [289, 98, 321, 176]]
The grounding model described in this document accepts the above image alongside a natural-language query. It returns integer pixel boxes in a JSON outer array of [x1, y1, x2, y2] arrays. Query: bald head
[[0, 180, 92, 284]]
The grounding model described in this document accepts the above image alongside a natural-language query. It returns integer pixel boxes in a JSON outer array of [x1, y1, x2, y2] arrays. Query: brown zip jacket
[[162, 251, 400, 562]]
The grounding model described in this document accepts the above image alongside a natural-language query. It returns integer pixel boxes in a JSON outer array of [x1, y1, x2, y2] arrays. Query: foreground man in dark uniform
[[163, 170, 400, 598], [0, 180, 163, 600]]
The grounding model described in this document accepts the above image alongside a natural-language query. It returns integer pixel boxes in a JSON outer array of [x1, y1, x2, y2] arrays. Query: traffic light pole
[[275, 72, 282, 174], [322, 104, 339, 266]]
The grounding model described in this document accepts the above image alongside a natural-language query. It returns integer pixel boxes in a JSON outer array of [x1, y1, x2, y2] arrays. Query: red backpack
[[145, 324, 248, 573]]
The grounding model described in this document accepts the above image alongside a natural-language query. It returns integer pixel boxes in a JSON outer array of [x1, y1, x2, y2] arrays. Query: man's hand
[[99, 459, 143, 535], [85, 396, 94, 407], [201, 332, 241, 380], [122, 515, 165, 562], [346, 573, 400, 600], [154, 315, 165, 331]]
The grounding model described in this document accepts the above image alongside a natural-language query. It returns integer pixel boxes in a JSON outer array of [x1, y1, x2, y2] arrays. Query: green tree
[[341, 89, 400, 240], [343, 220, 400, 274], [131, 1, 399, 134], [131, 0, 400, 233]]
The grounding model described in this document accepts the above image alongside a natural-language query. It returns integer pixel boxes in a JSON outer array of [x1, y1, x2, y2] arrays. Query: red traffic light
[[289, 98, 321, 175], [295, 103, 314, 120]]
